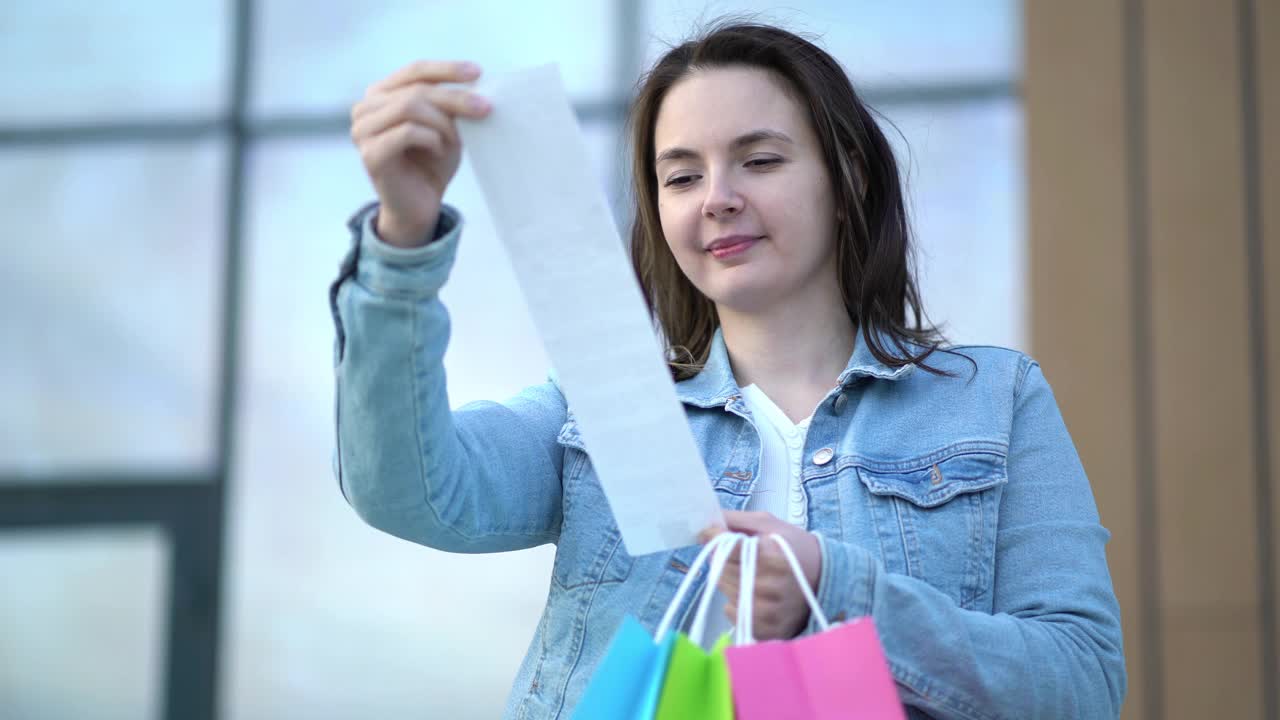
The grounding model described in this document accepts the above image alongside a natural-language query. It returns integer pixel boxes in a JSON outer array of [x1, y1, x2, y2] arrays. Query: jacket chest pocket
[[552, 422, 633, 590], [855, 449, 1007, 609]]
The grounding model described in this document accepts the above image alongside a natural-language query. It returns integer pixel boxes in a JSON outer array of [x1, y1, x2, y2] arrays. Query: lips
[[706, 235, 761, 259]]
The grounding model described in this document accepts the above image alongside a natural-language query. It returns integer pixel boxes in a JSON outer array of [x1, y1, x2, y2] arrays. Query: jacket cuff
[[329, 202, 464, 365], [352, 202, 464, 299], [363, 203, 460, 262], [805, 532, 877, 633]]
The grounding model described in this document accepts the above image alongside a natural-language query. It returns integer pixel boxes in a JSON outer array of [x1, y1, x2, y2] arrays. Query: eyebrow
[[654, 129, 795, 165]]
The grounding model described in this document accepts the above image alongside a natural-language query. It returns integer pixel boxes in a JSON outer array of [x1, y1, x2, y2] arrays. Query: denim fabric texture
[[330, 203, 1127, 720]]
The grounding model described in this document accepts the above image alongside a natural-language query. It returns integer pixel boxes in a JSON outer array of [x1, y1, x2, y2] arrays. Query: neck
[[717, 281, 856, 415]]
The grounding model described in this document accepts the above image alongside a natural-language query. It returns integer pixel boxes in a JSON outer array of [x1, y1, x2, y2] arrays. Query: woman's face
[[653, 65, 838, 314]]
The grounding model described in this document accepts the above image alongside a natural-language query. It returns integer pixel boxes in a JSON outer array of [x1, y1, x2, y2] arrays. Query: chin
[[704, 280, 784, 316]]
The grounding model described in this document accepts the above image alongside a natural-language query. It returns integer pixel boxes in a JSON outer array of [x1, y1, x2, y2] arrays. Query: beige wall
[[1026, 1, 1278, 718], [1263, 0, 1280, 707]]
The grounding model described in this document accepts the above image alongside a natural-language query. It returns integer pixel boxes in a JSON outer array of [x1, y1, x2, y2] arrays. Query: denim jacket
[[330, 203, 1126, 719]]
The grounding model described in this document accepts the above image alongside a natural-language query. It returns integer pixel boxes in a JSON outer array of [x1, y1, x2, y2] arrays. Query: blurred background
[[0, 1, 1273, 719]]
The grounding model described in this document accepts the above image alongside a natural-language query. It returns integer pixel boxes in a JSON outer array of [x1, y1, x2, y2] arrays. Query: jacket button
[[812, 447, 834, 466], [833, 393, 848, 415]]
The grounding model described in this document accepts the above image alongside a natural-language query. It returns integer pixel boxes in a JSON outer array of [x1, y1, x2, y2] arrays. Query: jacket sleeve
[[329, 202, 565, 553], [806, 355, 1126, 720]]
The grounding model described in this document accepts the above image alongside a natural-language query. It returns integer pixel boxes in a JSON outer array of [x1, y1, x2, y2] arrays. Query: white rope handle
[[688, 532, 746, 647], [655, 532, 741, 641], [734, 535, 760, 645], [767, 532, 830, 632]]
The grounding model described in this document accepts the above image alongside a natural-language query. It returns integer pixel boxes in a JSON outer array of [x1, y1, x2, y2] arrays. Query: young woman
[[333, 21, 1126, 720]]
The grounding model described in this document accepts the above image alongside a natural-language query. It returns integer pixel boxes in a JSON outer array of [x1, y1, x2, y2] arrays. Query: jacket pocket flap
[[856, 450, 1007, 508]]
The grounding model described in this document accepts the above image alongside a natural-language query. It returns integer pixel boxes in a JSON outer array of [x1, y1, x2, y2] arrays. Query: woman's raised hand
[[349, 60, 491, 248]]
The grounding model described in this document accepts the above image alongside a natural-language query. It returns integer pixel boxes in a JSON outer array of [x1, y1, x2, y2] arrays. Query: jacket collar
[[674, 326, 916, 408]]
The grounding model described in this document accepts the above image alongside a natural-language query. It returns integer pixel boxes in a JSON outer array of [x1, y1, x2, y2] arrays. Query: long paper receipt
[[458, 64, 723, 556]]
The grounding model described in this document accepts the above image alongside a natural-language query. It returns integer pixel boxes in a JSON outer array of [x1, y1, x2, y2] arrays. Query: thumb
[[722, 510, 775, 535], [698, 523, 728, 545]]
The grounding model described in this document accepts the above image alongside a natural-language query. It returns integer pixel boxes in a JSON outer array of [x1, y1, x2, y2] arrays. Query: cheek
[[765, 197, 816, 248], [657, 207, 676, 253], [658, 199, 696, 252], [657, 210, 687, 269], [781, 175, 837, 245], [763, 191, 837, 264]]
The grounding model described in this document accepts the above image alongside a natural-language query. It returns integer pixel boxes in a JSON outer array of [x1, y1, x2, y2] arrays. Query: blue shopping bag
[[573, 617, 677, 720], [573, 532, 742, 720]]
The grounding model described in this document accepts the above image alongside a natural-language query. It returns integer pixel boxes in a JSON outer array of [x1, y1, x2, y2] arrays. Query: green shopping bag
[[654, 631, 734, 719], [654, 531, 745, 720]]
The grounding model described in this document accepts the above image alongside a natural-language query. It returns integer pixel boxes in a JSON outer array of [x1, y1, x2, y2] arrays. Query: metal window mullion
[[160, 0, 252, 716]]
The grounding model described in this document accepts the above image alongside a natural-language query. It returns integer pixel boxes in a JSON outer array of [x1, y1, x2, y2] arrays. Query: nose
[[701, 171, 742, 219]]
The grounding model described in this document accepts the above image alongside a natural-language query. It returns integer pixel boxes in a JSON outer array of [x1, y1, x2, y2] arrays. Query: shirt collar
[[674, 325, 917, 408]]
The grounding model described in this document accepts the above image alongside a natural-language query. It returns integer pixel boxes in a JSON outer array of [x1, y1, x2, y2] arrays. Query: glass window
[[222, 124, 615, 717], [0, 142, 225, 478], [879, 99, 1027, 351], [0, 2, 229, 125], [240, 120, 617, 404], [250, 0, 619, 117], [0, 528, 169, 720], [3, 5, 1026, 718], [642, 0, 1020, 87]]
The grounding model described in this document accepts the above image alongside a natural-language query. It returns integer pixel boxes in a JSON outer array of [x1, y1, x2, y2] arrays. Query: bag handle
[[767, 532, 831, 631], [733, 533, 832, 646], [655, 531, 743, 642], [687, 531, 746, 647], [735, 535, 760, 645]]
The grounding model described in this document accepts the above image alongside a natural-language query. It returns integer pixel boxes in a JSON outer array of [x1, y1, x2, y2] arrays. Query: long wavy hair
[[627, 20, 962, 381]]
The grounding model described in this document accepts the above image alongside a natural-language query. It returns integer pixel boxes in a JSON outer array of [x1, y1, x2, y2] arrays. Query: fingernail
[[469, 95, 491, 113], [459, 62, 481, 78]]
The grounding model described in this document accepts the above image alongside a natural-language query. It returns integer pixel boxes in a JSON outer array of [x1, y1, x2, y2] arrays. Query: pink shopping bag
[[725, 617, 904, 720], [723, 535, 906, 720]]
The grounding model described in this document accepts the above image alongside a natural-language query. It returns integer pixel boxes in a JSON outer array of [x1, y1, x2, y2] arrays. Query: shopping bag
[[573, 532, 743, 719], [572, 616, 676, 720], [654, 631, 734, 720], [653, 532, 744, 720], [724, 534, 907, 720]]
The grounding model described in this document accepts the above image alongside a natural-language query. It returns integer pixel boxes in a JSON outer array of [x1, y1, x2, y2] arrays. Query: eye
[[746, 157, 781, 168], [663, 174, 699, 188]]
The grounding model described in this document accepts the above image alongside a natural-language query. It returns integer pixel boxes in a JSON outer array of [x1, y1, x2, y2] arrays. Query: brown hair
[[627, 19, 964, 380]]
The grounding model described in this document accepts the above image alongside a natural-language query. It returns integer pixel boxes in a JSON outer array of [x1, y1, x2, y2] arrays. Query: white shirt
[[701, 383, 812, 644]]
